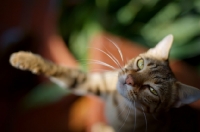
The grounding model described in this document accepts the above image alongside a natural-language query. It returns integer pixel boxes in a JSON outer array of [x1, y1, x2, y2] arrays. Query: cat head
[[117, 35, 200, 113]]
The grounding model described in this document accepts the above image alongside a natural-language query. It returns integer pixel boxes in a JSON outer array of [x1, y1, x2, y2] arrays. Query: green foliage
[[21, 83, 70, 109], [58, 0, 200, 66]]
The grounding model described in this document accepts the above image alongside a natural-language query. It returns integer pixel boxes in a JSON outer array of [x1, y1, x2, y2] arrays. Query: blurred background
[[59, 0, 200, 69], [0, 0, 200, 132], [1, 0, 200, 69]]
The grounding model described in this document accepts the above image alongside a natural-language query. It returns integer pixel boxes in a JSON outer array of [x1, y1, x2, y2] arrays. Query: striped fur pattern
[[9, 35, 200, 132]]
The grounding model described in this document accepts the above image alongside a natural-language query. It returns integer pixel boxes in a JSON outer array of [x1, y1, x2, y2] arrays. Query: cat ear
[[173, 82, 200, 108], [147, 34, 173, 60]]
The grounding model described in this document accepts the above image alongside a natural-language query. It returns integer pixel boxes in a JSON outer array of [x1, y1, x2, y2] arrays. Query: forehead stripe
[[147, 62, 154, 66]]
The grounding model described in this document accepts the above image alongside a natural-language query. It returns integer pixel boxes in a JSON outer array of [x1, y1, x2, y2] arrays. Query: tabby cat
[[9, 35, 200, 132]]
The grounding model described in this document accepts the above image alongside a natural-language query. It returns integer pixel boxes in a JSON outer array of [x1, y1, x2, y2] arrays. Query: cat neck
[[105, 91, 170, 132]]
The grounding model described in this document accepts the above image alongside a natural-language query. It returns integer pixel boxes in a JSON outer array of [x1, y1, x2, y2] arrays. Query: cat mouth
[[117, 75, 138, 100]]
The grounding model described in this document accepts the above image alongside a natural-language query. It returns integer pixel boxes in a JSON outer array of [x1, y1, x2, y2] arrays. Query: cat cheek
[[116, 82, 128, 96]]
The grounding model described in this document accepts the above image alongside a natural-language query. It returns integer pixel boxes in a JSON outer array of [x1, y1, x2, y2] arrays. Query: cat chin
[[121, 97, 150, 113]]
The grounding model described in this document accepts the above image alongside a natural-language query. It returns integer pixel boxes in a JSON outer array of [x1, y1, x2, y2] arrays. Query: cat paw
[[9, 51, 41, 74], [91, 123, 115, 132]]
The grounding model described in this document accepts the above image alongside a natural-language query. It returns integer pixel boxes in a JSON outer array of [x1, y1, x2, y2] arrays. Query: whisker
[[88, 47, 121, 69], [89, 68, 113, 72], [78, 59, 116, 70], [117, 104, 127, 118], [80, 64, 113, 71], [141, 106, 147, 132], [105, 37, 124, 64], [134, 101, 137, 131], [118, 106, 130, 132], [105, 49, 124, 70], [102, 45, 126, 74], [88, 61, 116, 70]]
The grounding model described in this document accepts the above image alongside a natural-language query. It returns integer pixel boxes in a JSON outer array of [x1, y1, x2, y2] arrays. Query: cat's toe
[[18, 63, 25, 70], [9, 51, 44, 74], [32, 68, 40, 74], [9, 53, 21, 68], [9, 51, 32, 70]]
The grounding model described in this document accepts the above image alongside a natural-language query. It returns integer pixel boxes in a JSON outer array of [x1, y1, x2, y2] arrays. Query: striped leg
[[10, 51, 132, 132], [9, 51, 118, 97], [10, 51, 87, 87]]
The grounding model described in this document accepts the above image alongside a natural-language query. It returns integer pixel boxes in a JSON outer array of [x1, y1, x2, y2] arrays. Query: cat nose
[[125, 74, 134, 86]]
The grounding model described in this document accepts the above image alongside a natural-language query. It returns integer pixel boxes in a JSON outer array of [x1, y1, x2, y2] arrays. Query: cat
[[9, 34, 200, 132]]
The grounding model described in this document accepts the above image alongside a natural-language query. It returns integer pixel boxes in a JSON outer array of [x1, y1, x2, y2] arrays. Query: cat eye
[[137, 59, 144, 70], [149, 87, 158, 96]]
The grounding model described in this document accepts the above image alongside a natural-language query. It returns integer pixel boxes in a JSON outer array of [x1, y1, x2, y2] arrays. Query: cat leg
[[10, 51, 121, 132], [10, 51, 118, 97], [10, 51, 87, 88]]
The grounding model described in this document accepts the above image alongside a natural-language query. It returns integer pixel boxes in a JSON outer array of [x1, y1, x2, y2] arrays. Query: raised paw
[[9, 51, 43, 74]]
